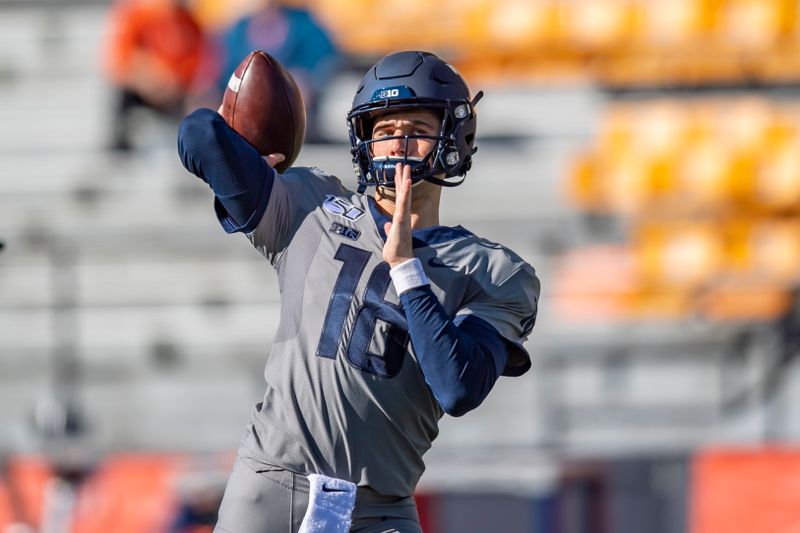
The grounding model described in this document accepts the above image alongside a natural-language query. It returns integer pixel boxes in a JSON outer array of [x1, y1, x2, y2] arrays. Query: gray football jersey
[[237, 167, 539, 497]]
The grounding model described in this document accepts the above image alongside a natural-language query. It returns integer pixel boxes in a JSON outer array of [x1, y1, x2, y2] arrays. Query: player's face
[[370, 109, 440, 160]]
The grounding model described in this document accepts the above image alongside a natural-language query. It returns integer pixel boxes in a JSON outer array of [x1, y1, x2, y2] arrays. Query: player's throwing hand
[[383, 162, 414, 268]]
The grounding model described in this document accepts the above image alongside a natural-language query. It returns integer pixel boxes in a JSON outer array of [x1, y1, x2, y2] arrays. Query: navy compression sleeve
[[177, 108, 275, 233], [400, 286, 511, 417]]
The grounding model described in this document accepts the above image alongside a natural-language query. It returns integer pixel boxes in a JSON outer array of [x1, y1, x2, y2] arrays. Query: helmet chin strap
[[422, 174, 466, 188]]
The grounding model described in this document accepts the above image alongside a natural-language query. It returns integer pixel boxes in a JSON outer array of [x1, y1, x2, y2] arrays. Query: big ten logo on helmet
[[379, 89, 400, 99], [323, 195, 365, 221], [370, 85, 414, 102]]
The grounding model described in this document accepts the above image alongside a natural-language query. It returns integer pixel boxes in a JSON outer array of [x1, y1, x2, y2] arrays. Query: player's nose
[[388, 135, 411, 156]]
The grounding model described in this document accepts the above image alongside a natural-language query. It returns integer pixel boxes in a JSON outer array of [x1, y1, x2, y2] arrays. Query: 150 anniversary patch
[[323, 195, 365, 221]]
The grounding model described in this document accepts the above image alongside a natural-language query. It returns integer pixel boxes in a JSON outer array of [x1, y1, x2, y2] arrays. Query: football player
[[178, 50, 540, 532]]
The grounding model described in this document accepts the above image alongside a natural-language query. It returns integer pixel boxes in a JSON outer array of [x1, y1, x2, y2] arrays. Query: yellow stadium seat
[[674, 138, 735, 211], [639, 0, 705, 48], [568, 151, 604, 212], [719, 0, 795, 52], [744, 219, 800, 283], [568, 150, 657, 215], [602, 151, 656, 214], [755, 137, 800, 211], [630, 100, 686, 157], [483, 0, 562, 54], [598, 105, 636, 154], [636, 222, 725, 289], [189, 0, 263, 30], [564, 0, 640, 52], [313, 0, 396, 54], [715, 98, 774, 153]]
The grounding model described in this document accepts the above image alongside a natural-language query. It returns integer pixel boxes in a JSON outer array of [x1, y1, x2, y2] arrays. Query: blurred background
[[2, 0, 800, 531]]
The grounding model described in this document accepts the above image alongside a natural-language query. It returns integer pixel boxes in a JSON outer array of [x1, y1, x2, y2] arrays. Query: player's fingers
[[395, 163, 414, 219], [384, 222, 392, 235], [393, 163, 408, 222], [401, 165, 412, 218], [395, 162, 405, 190], [402, 164, 412, 209], [262, 153, 286, 168]]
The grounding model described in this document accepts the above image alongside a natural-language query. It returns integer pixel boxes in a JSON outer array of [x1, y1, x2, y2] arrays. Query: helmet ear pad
[[440, 106, 477, 176]]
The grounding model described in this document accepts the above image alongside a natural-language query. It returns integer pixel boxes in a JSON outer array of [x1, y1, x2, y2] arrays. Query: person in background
[[217, 0, 340, 143], [104, 0, 209, 152]]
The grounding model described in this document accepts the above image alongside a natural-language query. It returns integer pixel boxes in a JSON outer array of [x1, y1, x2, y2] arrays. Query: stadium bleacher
[[3, 1, 800, 531]]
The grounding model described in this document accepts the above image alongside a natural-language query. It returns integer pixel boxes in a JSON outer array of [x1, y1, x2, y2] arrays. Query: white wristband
[[389, 258, 429, 295]]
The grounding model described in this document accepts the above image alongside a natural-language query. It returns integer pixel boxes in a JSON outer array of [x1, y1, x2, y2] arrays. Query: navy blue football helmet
[[347, 51, 483, 192]]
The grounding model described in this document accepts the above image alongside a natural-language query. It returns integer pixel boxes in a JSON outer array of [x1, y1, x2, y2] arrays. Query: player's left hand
[[383, 163, 414, 268]]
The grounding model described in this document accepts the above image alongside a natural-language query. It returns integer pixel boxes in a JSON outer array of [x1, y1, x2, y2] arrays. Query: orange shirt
[[105, 0, 205, 89]]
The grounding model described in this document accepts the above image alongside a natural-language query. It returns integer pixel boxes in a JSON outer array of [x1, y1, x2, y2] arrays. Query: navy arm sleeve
[[399, 285, 512, 417], [177, 108, 275, 233]]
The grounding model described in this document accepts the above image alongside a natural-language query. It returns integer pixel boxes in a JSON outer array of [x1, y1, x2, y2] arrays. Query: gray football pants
[[213, 458, 423, 533]]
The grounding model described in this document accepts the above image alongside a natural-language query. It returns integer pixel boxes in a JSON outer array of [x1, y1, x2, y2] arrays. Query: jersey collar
[[366, 196, 473, 248]]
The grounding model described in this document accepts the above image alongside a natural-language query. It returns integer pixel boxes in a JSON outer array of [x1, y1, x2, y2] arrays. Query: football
[[220, 51, 306, 173]]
